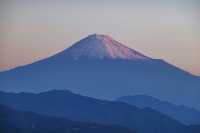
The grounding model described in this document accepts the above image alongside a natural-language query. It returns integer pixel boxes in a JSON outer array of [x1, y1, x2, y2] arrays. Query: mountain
[[0, 104, 135, 133], [0, 34, 199, 110], [0, 90, 196, 133], [117, 95, 200, 125], [61, 34, 150, 60]]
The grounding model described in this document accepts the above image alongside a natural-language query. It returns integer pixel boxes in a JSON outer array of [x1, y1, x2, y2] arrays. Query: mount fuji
[[0, 34, 199, 110], [61, 34, 150, 60]]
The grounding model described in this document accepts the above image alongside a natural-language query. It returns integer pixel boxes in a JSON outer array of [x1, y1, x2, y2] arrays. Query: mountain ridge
[[0, 90, 195, 133], [0, 104, 135, 133], [117, 95, 200, 125]]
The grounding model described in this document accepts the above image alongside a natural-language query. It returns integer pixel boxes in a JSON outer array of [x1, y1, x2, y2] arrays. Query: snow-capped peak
[[62, 34, 151, 60]]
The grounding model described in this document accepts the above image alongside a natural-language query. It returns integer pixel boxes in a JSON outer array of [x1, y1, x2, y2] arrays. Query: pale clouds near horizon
[[0, 0, 199, 75]]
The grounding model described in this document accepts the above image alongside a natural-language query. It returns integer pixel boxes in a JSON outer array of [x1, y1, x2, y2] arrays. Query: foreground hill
[[0, 34, 199, 110], [117, 95, 200, 125], [0, 90, 197, 133], [0, 105, 134, 133]]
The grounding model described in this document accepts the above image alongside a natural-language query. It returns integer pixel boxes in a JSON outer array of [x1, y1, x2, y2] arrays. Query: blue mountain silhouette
[[0, 90, 198, 133], [117, 95, 200, 125]]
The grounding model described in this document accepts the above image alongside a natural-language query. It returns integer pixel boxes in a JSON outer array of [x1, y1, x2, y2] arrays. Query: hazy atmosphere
[[0, 0, 199, 75]]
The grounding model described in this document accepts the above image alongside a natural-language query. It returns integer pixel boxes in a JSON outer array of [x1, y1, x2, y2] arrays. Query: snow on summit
[[62, 34, 151, 60]]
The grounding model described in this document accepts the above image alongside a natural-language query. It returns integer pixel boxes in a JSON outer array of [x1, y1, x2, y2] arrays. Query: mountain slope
[[0, 104, 135, 133], [0, 34, 199, 110], [0, 90, 195, 133], [117, 95, 200, 125], [57, 34, 150, 60]]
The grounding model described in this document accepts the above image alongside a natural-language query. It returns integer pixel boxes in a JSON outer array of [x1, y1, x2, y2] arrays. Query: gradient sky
[[0, 0, 200, 75]]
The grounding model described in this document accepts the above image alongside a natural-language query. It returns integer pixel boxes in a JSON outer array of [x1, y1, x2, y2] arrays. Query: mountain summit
[[60, 34, 151, 60]]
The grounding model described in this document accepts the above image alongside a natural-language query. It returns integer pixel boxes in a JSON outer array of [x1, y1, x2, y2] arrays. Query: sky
[[0, 0, 199, 75]]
